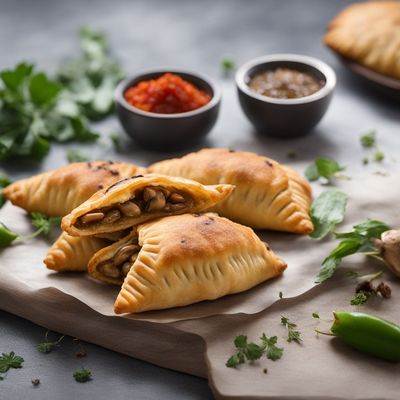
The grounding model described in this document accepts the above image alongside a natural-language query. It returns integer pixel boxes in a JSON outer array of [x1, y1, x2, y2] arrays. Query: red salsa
[[124, 73, 211, 114]]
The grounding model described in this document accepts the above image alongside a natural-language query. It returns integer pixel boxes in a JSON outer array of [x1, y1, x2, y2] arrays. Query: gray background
[[0, 0, 399, 399]]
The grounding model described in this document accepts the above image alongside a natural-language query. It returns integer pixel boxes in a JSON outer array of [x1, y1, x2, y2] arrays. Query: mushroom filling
[[98, 241, 141, 279], [77, 186, 190, 227]]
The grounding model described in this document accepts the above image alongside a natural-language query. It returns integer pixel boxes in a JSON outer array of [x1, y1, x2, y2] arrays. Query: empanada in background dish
[[44, 232, 110, 272], [88, 213, 287, 314], [3, 161, 145, 217], [61, 174, 234, 237], [324, 1, 400, 80], [148, 148, 313, 234]]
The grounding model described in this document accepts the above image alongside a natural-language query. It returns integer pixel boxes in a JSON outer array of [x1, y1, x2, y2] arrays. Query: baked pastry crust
[[44, 232, 110, 272], [324, 1, 400, 80], [3, 161, 145, 217], [61, 174, 234, 236], [88, 213, 287, 313], [148, 148, 313, 234]]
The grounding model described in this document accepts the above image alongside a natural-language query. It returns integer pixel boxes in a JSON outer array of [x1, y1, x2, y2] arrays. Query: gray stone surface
[[0, 0, 399, 399]]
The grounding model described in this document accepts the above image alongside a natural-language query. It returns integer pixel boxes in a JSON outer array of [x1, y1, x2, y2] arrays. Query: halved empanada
[[324, 1, 400, 80], [61, 174, 234, 237], [44, 232, 110, 272], [3, 161, 145, 217], [148, 148, 313, 234], [88, 213, 287, 313]]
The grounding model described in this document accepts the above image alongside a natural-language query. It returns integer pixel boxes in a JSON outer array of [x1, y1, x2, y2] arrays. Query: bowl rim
[[235, 53, 336, 105], [115, 67, 221, 118]]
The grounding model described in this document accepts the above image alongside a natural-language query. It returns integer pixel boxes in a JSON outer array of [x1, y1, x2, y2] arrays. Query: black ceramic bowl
[[115, 69, 221, 150], [235, 54, 336, 138]]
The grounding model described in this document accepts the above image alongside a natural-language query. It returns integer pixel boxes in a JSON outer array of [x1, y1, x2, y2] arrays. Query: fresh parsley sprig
[[281, 316, 302, 343], [226, 334, 283, 368], [305, 157, 346, 183], [0, 212, 61, 247], [316, 219, 391, 283]]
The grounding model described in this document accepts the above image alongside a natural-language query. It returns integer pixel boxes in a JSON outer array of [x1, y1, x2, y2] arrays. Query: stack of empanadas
[[324, 1, 400, 80], [4, 148, 314, 314]]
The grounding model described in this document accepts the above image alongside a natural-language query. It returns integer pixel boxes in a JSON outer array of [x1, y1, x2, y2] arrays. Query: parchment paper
[[1, 173, 400, 399]]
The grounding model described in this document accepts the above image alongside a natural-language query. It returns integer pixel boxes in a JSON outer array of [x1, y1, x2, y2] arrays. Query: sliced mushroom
[[169, 193, 185, 203], [80, 212, 105, 224], [118, 201, 141, 217], [114, 244, 141, 265], [101, 263, 120, 278], [103, 209, 121, 223], [143, 187, 157, 202], [147, 190, 166, 211]]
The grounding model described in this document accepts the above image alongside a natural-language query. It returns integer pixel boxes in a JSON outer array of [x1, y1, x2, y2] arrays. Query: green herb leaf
[[221, 57, 236, 75], [281, 316, 302, 343], [305, 157, 345, 182], [316, 219, 391, 283], [73, 368, 92, 383], [29, 73, 62, 106], [0, 62, 33, 91], [309, 189, 348, 240], [0, 352, 24, 373], [374, 150, 385, 162], [350, 291, 370, 306], [312, 312, 320, 319], [0, 173, 12, 209], [260, 334, 284, 361], [109, 132, 121, 152], [66, 148, 90, 163], [37, 331, 64, 354], [0, 223, 19, 247], [30, 212, 61, 239], [360, 131, 376, 148]]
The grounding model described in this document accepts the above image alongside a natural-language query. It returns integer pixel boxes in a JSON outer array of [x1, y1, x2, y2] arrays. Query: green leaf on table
[[0, 223, 19, 247], [30, 212, 61, 239], [281, 316, 302, 343], [260, 334, 284, 361], [305, 157, 345, 182], [221, 57, 236, 75], [0, 352, 24, 373], [0, 62, 33, 92], [374, 150, 385, 162], [73, 367, 92, 383], [0, 173, 12, 209], [316, 219, 391, 283], [350, 291, 370, 306], [360, 130, 376, 148], [29, 73, 62, 106], [309, 189, 348, 239]]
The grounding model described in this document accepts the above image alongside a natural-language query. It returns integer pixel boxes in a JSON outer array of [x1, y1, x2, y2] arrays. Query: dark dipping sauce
[[248, 68, 325, 99]]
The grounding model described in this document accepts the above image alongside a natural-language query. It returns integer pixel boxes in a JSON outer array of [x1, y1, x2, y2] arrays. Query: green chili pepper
[[331, 311, 400, 362]]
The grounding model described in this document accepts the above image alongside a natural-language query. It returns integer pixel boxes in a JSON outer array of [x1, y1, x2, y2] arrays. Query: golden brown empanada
[[3, 161, 145, 217], [88, 213, 287, 313], [148, 148, 313, 234], [61, 174, 234, 237], [44, 232, 110, 272], [324, 1, 400, 80]]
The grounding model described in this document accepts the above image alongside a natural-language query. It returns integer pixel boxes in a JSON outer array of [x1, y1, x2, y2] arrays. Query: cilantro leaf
[[73, 367, 92, 383], [29, 73, 62, 106], [281, 316, 302, 343], [312, 312, 320, 319], [0, 352, 24, 373], [260, 334, 283, 361], [309, 189, 348, 240], [221, 57, 236, 75], [37, 331, 64, 354], [30, 212, 61, 238], [374, 150, 384, 162], [305, 157, 345, 183]]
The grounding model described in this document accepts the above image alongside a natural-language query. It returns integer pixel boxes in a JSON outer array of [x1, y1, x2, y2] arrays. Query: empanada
[[44, 232, 110, 272], [148, 148, 313, 234], [3, 161, 145, 217], [324, 1, 400, 80], [61, 174, 234, 237], [88, 213, 287, 313]]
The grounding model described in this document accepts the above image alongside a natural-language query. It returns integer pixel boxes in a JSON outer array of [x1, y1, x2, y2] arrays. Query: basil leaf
[[305, 157, 345, 182], [310, 189, 348, 239]]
